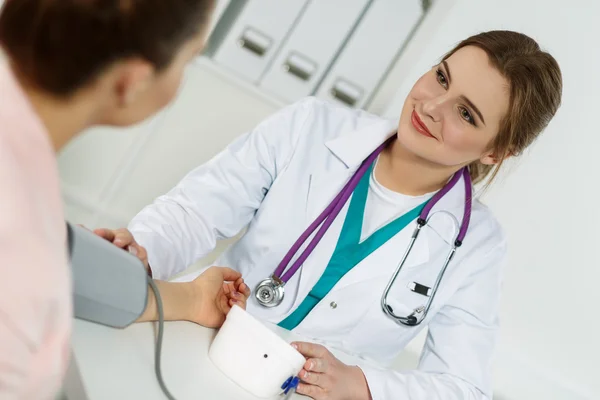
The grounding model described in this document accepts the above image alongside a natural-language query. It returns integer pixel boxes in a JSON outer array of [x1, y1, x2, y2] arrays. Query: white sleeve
[[128, 98, 316, 280], [360, 242, 507, 400]]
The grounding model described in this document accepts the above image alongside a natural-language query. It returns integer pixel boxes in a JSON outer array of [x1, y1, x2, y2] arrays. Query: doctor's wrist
[[349, 365, 373, 400]]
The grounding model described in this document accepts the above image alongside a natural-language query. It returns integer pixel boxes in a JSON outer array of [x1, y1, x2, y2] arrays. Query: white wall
[[378, 1, 600, 399], [59, 59, 283, 265]]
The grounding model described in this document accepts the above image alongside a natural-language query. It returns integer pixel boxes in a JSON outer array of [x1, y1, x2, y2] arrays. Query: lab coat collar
[[324, 115, 470, 216], [325, 118, 398, 169]]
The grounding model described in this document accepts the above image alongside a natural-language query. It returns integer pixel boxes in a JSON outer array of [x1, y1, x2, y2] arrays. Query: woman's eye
[[459, 106, 475, 125], [436, 69, 448, 88]]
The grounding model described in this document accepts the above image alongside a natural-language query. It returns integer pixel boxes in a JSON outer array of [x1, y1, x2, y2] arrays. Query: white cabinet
[[258, 0, 372, 103], [209, 1, 428, 110], [316, 0, 423, 108], [212, 0, 310, 83]]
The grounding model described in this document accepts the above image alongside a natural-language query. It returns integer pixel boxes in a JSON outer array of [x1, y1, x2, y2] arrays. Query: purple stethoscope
[[255, 138, 473, 326]]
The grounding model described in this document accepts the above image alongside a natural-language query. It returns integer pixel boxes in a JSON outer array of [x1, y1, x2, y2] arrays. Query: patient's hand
[[222, 277, 251, 311], [188, 267, 251, 328]]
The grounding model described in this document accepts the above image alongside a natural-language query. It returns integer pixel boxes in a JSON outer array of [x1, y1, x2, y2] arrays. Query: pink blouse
[[0, 62, 71, 399]]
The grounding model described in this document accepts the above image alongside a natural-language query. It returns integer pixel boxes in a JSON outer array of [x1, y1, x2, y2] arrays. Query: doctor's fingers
[[93, 228, 131, 247], [304, 357, 329, 373], [292, 342, 330, 360], [127, 242, 148, 262], [299, 369, 331, 389], [93, 228, 115, 241], [113, 228, 136, 247], [93, 228, 148, 267], [296, 382, 329, 400]]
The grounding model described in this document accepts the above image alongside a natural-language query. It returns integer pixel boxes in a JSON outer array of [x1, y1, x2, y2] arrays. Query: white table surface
[[65, 318, 360, 400]]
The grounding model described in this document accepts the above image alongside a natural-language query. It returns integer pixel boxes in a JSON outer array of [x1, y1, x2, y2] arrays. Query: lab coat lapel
[[304, 117, 399, 225], [423, 173, 469, 245], [292, 169, 355, 307], [288, 118, 400, 311]]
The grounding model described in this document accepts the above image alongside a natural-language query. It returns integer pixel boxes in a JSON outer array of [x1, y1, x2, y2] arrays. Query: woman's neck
[[14, 69, 95, 152], [375, 137, 457, 196]]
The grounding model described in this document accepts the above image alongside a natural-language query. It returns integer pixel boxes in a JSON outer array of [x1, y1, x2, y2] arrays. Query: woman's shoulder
[[253, 96, 382, 141], [302, 96, 387, 126], [297, 96, 384, 119], [261, 97, 393, 168], [467, 198, 508, 256]]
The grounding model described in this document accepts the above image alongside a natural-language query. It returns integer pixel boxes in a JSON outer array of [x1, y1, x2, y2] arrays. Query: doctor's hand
[[188, 267, 251, 328], [291, 342, 372, 400], [93, 227, 150, 272]]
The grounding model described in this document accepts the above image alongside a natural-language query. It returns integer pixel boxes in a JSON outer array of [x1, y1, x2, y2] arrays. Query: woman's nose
[[422, 95, 448, 123]]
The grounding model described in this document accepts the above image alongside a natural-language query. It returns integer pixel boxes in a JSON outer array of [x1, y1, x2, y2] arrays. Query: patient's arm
[[136, 267, 250, 328]]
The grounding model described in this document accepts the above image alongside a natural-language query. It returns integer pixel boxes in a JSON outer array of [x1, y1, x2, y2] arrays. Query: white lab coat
[[129, 97, 506, 400]]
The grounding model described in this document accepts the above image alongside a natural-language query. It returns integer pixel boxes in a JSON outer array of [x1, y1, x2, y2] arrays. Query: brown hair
[[442, 30, 563, 185], [0, 0, 216, 96]]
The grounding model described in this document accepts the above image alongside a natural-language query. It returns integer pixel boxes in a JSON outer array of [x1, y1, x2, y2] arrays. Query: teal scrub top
[[278, 162, 427, 330]]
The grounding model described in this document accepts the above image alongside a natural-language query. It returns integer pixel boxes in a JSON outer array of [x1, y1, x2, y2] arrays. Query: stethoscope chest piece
[[255, 276, 285, 307]]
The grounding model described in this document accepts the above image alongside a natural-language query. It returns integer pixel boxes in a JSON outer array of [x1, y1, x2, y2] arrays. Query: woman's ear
[[479, 152, 499, 166], [112, 59, 153, 107], [480, 148, 513, 166]]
